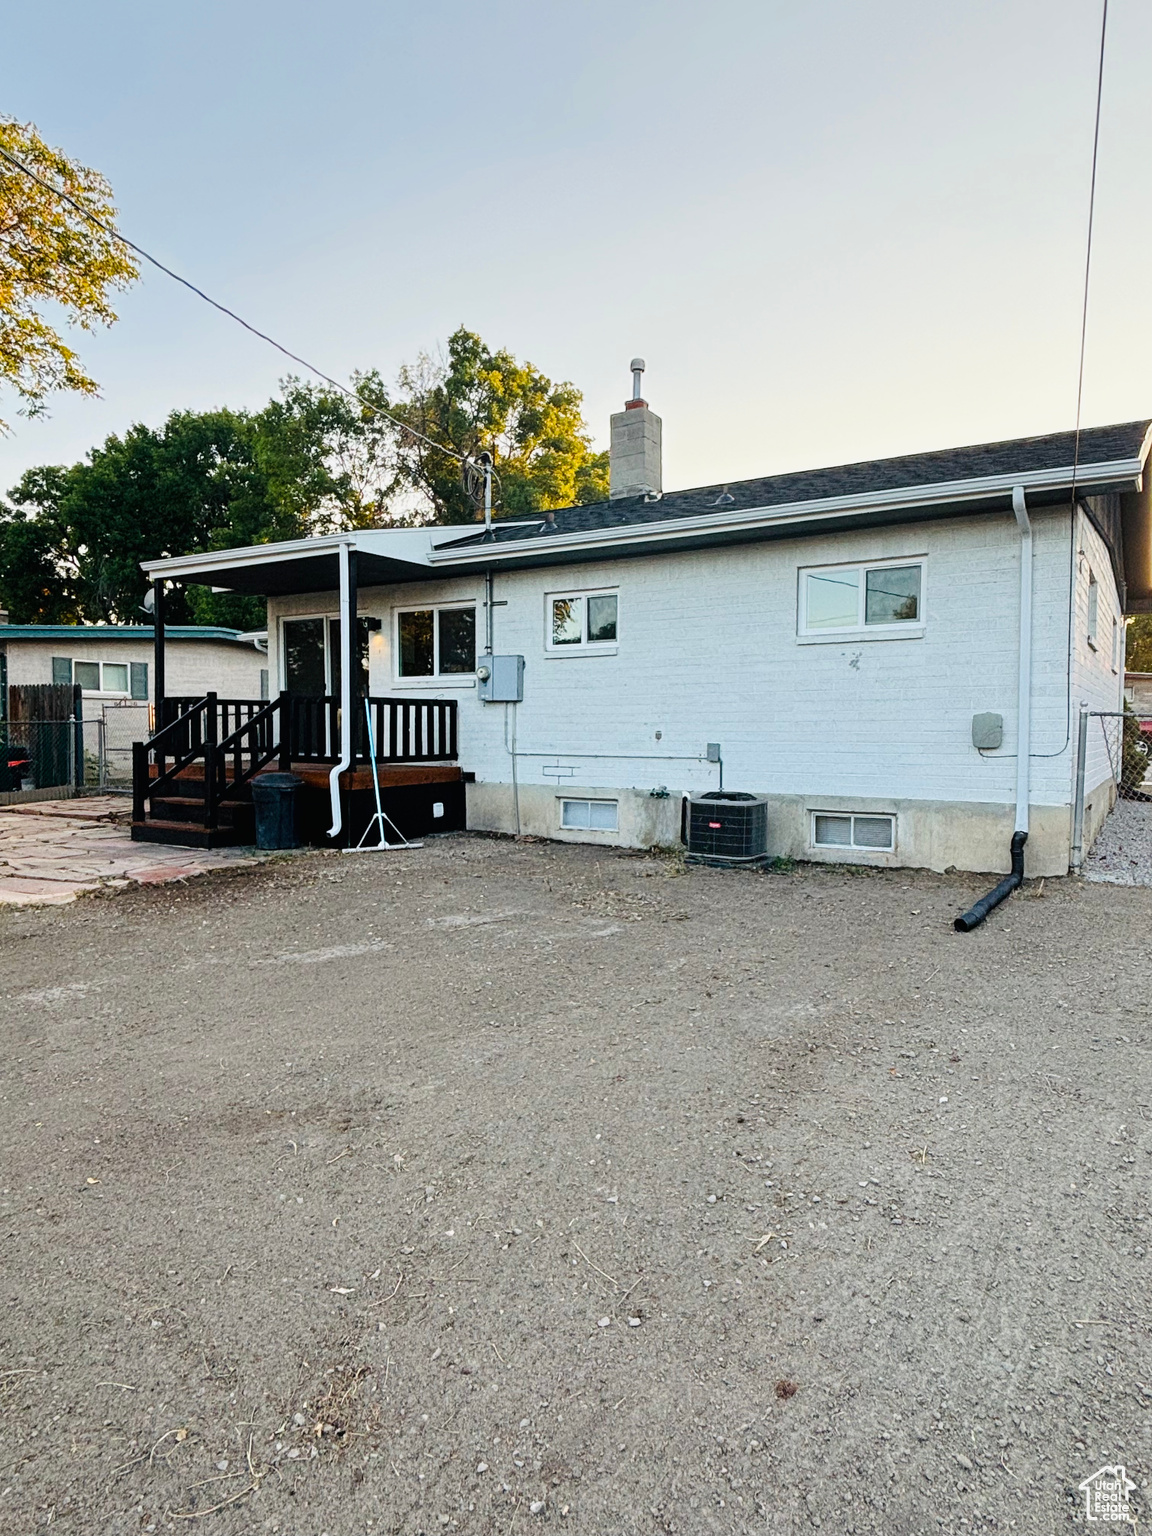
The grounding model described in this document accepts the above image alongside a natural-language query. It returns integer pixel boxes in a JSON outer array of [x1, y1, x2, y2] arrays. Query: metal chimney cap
[[630, 357, 645, 373]]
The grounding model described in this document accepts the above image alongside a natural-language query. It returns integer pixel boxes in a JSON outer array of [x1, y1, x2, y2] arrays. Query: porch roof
[[140, 531, 441, 596]]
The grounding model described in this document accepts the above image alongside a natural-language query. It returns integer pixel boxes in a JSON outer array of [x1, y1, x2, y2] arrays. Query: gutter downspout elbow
[[956, 487, 1031, 931], [327, 539, 353, 840]]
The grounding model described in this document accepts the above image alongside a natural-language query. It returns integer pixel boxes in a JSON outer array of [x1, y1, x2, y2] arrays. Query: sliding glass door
[[282, 618, 369, 697]]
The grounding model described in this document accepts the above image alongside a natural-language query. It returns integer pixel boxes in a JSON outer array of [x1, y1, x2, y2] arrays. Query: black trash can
[[251, 772, 303, 850]]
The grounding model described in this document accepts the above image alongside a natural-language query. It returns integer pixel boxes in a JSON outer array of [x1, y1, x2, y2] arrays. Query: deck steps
[[130, 818, 244, 849], [132, 762, 257, 847]]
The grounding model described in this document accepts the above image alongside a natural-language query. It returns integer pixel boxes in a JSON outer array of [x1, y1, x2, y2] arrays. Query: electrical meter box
[[971, 712, 1003, 750], [478, 654, 524, 703]]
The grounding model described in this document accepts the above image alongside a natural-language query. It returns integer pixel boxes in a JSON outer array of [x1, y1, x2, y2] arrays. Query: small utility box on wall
[[478, 655, 524, 703], [972, 712, 1003, 750]]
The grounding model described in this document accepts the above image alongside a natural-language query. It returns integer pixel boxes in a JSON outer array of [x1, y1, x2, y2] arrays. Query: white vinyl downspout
[[327, 539, 353, 839], [1012, 485, 1033, 835]]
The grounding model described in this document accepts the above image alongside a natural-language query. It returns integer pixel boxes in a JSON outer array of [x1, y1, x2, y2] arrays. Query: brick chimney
[[609, 358, 662, 500]]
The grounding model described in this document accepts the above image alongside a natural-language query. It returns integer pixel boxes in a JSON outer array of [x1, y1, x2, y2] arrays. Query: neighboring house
[[0, 624, 268, 716], [1124, 670, 1152, 736], [136, 373, 1150, 875]]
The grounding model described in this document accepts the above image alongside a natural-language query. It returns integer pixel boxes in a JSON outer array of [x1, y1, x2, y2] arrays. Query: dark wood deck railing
[[135, 692, 459, 827]]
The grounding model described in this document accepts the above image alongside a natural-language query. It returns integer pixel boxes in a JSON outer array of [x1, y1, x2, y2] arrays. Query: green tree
[[0, 383, 391, 626], [0, 332, 608, 624], [382, 327, 609, 524], [0, 118, 139, 428], [1125, 614, 1152, 673]]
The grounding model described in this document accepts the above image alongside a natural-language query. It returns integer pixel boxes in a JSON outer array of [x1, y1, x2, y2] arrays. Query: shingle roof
[[436, 419, 1152, 551]]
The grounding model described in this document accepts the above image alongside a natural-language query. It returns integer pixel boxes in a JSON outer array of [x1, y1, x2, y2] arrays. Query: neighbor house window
[[1087, 570, 1099, 648], [561, 798, 619, 831], [546, 589, 618, 652], [812, 812, 895, 851], [72, 660, 134, 694], [396, 606, 476, 678], [800, 561, 923, 634]]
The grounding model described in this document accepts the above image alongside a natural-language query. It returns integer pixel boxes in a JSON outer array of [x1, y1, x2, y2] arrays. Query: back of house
[[138, 380, 1151, 875]]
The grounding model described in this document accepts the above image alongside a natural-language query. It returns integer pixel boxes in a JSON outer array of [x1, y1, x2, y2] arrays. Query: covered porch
[[133, 532, 470, 848]]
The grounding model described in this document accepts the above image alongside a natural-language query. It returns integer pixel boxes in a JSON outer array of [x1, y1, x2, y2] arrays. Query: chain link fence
[[1, 702, 153, 794], [1, 718, 86, 793], [1073, 706, 1152, 883], [94, 701, 152, 788]]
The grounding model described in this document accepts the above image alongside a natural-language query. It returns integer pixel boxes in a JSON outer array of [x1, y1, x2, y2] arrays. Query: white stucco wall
[[266, 505, 1097, 874], [4, 635, 266, 706]]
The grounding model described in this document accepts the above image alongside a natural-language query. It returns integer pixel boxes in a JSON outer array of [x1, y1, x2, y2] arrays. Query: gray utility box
[[972, 712, 1004, 750], [478, 654, 524, 703]]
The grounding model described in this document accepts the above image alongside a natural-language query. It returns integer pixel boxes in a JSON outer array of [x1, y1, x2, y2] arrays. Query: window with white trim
[[812, 812, 895, 851], [799, 560, 923, 635], [560, 798, 618, 831], [396, 605, 476, 678], [546, 589, 618, 652], [71, 660, 135, 695]]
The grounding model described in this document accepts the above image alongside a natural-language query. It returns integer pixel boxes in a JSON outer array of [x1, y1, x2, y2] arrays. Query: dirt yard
[[1, 836, 1149, 1535]]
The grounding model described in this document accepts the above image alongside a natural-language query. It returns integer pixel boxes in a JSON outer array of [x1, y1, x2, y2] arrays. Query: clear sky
[[2, 0, 1149, 498]]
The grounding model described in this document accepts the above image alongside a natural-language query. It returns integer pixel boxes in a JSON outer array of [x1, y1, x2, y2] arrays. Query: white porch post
[[327, 539, 355, 838]]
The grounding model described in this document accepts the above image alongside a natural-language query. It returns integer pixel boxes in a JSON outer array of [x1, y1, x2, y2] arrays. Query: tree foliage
[[0, 118, 139, 428], [0, 382, 392, 626], [1125, 614, 1152, 673], [381, 327, 609, 523], [0, 329, 608, 627]]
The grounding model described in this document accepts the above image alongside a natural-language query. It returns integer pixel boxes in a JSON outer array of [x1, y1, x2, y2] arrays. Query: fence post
[[204, 691, 219, 830], [132, 741, 147, 822], [1070, 705, 1090, 872]]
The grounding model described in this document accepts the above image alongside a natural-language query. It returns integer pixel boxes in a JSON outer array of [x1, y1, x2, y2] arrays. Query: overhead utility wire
[[0, 143, 469, 466], [1028, 0, 1110, 761], [1070, 0, 1109, 499]]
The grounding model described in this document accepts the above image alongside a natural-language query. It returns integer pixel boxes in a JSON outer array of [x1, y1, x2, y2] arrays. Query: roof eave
[[426, 456, 1146, 566]]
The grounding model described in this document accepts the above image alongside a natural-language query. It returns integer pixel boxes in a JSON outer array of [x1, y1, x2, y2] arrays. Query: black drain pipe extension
[[954, 830, 1027, 931], [956, 485, 1033, 932]]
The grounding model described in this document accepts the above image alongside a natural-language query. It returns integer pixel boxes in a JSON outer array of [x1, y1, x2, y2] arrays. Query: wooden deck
[[135, 762, 467, 848], [148, 761, 464, 789]]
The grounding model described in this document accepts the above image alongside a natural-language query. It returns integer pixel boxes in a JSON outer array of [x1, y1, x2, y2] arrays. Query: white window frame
[[810, 810, 896, 852], [393, 601, 478, 684], [559, 797, 619, 832], [74, 660, 131, 696], [797, 556, 926, 641], [544, 587, 619, 656]]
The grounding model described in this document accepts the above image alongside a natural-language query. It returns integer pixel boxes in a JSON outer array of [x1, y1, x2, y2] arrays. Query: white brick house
[[140, 390, 1151, 878]]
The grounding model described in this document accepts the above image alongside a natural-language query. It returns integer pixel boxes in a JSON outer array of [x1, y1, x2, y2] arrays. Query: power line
[[1027, 0, 1111, 763], [0, 142, 469, 465], [1070, 0, 1109, 499]]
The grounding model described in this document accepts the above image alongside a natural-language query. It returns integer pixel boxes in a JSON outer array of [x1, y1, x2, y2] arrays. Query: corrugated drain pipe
[[955, 486, 1031, 931]]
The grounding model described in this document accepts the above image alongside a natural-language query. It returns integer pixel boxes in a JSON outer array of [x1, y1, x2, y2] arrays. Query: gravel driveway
[[1085, 799, 1152, 886], [1, 837, 1149, 1535]]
